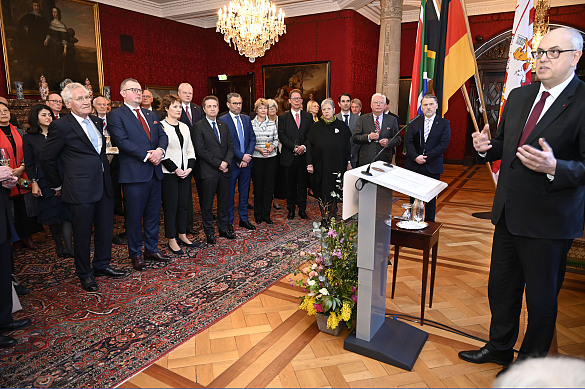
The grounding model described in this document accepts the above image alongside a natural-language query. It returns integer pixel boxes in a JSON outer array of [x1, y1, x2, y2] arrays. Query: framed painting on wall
[[145, 85, 177, 111], [263, 61, 330, 114], [0, 0, 104, 95]]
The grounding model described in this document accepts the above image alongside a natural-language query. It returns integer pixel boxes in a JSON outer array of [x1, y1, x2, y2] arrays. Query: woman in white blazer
[[160, 94, 197, 255]]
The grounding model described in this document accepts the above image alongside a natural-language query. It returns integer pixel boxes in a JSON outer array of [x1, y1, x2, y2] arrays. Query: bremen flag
[[434, 0, 475, 115], [408, 0, 440, 121], [492, 0, 534, 181]]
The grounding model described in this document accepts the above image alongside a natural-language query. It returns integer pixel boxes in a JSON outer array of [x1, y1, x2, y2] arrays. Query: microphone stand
[[361, 114, 422, 176]]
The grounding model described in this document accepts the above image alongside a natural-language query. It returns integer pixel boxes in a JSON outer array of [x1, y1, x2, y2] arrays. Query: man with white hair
[[41, 83, 124, 292], [352, 93, 400, 166], [460, 27, 585, 374]]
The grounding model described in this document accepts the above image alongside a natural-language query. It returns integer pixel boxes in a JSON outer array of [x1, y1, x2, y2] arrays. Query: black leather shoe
[[131, 255, 147, 271], [255, 218, 262, 224], [262, 217, 274, 224], [0, 318, 32, 332], [145, 252, 172, 262], [93, 266, 127, 278], [219, 230, 236, 239], [0, 335, 17, 348], [458, 347, 513, 366], [177, 238, 201, 248], [227, 225, 234, 234], [287, 210, 295, 219], [299, 210, 308, 219], [80, 277, 99, 292], [239, 220, 256, 230], [167, 242, 184, 255], [206, 234, 216, 245]]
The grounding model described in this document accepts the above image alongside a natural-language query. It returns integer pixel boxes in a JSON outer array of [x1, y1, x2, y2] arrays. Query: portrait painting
[[0, 0, 103, 95], [263, 61, 330, 114], [145, 85, 177, 111]]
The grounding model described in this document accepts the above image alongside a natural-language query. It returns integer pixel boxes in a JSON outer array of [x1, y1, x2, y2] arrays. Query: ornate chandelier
[[217, 0, 286, 63], [532, 0, 550, 51]]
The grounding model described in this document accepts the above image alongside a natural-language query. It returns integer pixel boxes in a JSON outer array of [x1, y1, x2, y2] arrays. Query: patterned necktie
[[212, 121, 220, 143], [424, 118, 432, 142], [134, 109, 151, 139], [518, 91, 550, 145], [375, 115, 381, 134], [83, 118, 100, 153], [295, 112, 300, 129], [236, 116, 245, 154], [185, 106, 192, 125], [344, 114, 349, 126]]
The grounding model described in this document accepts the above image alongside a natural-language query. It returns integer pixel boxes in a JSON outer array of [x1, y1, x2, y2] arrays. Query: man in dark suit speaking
[[108, 78, 170, 271], [459, 28, 585, 372], [404, 94, 451, 221], [352, 93, 400, 166], [194, 96, 235, 245], [41, 83, 125, 292]]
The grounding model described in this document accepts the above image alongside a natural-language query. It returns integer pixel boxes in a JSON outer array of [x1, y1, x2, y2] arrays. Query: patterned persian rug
[[1, 203, 319, 388]]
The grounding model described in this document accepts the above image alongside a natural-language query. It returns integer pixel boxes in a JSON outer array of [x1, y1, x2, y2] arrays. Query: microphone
[[361, 114, 423, 176]]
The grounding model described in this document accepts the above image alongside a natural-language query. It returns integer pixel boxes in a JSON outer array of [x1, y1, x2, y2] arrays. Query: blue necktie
[[344, 114, 349, 126], [83, 118, 100, 152], [236, 116, 245, 154], [212, 121, 220, 142]]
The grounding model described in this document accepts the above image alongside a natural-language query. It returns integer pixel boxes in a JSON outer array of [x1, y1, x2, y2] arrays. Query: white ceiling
[[93, 0, 582, 28]]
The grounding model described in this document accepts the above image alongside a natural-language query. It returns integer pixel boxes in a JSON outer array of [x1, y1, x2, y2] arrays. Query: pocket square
[[153, 121, 159, 124]]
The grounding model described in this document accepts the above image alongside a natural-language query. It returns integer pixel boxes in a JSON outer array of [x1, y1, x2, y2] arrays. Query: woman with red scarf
[[0, 102, 43, 250]]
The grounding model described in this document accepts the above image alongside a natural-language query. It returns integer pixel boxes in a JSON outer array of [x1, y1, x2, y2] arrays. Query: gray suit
[[352, 113, 400, 166], [336, 111, 360, 168]]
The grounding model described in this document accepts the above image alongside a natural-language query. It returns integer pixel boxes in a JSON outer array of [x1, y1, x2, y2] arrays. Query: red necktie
[[375, 116, 381, 134], [518, 91, 550, 145], [134, 108, 151, 139], [186, 107, 192, 125], [295, 112, 300, 129]]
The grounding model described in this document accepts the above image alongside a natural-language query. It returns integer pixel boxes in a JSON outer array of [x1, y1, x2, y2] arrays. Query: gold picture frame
[[0, 0, 104, 95]]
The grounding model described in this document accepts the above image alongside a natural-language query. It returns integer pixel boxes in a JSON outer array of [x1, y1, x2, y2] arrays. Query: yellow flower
[[325, 269, 334, 283], [327, 311, 340, 329], [341, 301, 352, 321], [299, 297, 317, 316]]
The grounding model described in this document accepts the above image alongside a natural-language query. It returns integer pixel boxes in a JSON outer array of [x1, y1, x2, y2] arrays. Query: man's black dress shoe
[[0, 318, 32, 332], [262, 217, 274, 224], [93, 266, 127, 278], [131, 255, 147, 271], [255, 218, 262, 224], [206, 234, 216, 245], [227, 225, 234, 234], [287, 211, 295, 219], [239, 220, 256, 230], [145, 252, 172, 262], [0, 335, 17, 348], [458, 346, 513, 366], [219, 230, 236, 239], [80, 277, 99, 292], [299, 210, 308, 219]]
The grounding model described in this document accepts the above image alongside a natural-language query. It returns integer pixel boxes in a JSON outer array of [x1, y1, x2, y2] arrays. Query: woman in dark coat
[[306, 98, 352, 225], [23, 104, 73, 257]]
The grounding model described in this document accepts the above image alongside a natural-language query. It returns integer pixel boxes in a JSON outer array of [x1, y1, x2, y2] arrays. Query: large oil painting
[[263, 61, 330, 114], [0, 0, 103, 95]]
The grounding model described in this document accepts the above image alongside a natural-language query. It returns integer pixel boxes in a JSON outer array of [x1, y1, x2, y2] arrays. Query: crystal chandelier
[[532, 0, 550, 51], [217, 0, 286, 63]]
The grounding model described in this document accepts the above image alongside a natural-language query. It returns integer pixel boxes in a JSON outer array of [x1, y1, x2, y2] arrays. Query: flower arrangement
[[295, 218, 358, 330]]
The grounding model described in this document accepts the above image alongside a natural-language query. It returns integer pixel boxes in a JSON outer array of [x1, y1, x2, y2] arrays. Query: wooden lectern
[[342, 161, 448, 371]]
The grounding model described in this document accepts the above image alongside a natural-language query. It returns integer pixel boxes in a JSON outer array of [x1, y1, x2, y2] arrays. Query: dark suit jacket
[[218, 113, 256, 166], [336, 111, 360, 166], [278, 110, 313, 167], [352, 113, 400, 165], [40, 114, 112, 204], [479, 76, 585, 239], [107, 105, 168, 183], [0, 188, 9, 244], [180, 102, 204, 134], [405, 115, 451, 175], [193, 118, 234, 180]]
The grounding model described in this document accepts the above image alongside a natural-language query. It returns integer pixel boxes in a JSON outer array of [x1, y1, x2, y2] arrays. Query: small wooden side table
[[390, 219, 443, 325]]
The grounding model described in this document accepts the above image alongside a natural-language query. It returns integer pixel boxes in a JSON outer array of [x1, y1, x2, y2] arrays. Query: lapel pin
[[335, 128, 339, 133]]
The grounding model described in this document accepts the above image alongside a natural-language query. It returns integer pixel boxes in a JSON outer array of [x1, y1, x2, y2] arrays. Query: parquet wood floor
[[118, 165, 585, 388]]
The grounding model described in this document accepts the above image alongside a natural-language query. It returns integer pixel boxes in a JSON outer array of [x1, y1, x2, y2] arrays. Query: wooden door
[[209, 74, 256, 117]]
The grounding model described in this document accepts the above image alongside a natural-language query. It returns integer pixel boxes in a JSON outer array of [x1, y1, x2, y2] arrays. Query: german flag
[[434, 0, 475, 115]]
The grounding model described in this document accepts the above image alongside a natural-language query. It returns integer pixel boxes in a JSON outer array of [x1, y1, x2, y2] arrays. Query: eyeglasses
[[290, 97, 302, 101], [229, 102, 243, 106], [124, 88, 143, 94], [47, 99, 63, 104], [532, 49, 577, 59], [73, 96, 91, 102]]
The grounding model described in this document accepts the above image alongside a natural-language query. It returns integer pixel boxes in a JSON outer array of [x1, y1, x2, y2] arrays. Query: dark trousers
[[285, 156, 307, 212], [187, 162, 203, 231], [123, 180, 162, 258], [252, 156, 277, 220], [200, 175, 229, 236], [162, 173, 191, 238], [228, 164, 251, 224], [487, 213, 571, 357], [68, 194, 114, 279], [110, 155, 124, 214], [0, 237, 13, 327]]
